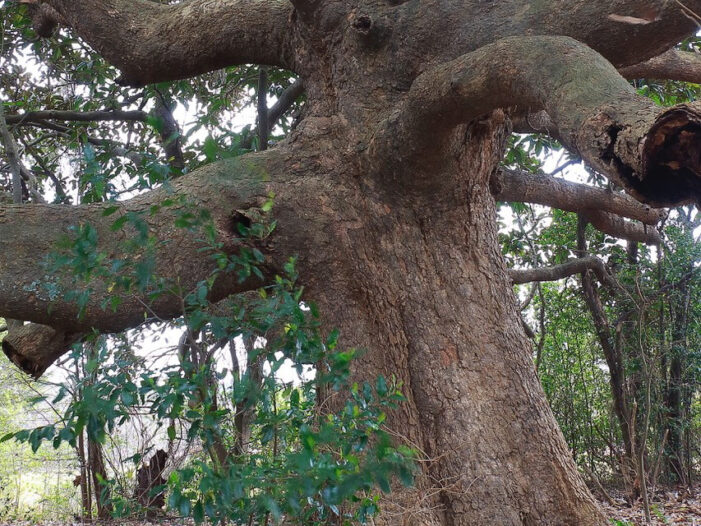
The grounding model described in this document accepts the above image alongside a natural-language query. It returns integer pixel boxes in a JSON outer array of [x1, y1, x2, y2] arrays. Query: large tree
[[1, 0, 700, 524]]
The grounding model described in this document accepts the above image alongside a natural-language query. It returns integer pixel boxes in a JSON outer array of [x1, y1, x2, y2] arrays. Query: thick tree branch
[[371, 36, 701, 207], [39, 0, 295, 86], [509, 256, 619, 291], [0, 150, 307, 335], [522, 0, 701, 68], [494, 168, 665, 225], [582, 209, 661, 245], [510, 110, 559, 138], [620, 49, 701, 83]]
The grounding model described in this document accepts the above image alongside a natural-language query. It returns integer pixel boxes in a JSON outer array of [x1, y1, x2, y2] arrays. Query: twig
[[582, 465, 615, 506], [675, 0, 701, 25], [650, 428, 669, 489]]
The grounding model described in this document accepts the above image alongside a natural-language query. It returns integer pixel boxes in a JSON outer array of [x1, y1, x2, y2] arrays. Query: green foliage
[[0, 347, 77, 521], [6, 206, 416, 524]]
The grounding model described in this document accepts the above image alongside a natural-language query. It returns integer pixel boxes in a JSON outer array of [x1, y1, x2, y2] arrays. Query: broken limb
[[2, 323, 82, 379], [370, 36, 700, 207]]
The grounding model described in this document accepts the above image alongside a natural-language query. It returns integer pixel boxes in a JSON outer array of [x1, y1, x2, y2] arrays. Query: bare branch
[[8, 104, 183, 168], [494, 168, 665, 225], [257, 68, 269, 151], [620, 49, 701, 83], [577, 217, 633, 457], [152, 93, 185, 172], [371, 36, 701, 207], [582, 209, 662, 245], [41, 0, 295, 86], [509, 256, 620, 291], [8, 117, 147, 166], [0, 102, 24, 203], [268, 79, 304, 126], [241, 78, 305, 151], [5, 109, 148, 125]]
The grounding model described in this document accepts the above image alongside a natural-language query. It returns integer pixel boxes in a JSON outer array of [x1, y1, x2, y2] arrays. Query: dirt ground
[[0, 490, 699, 525], [599, 486, 701, 525]]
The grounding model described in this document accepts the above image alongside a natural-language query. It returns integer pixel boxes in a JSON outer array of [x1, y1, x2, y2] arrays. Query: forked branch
[[372, 36, 701, 207]]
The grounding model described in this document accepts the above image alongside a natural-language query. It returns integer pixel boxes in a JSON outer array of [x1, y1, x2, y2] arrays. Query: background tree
[[0, 1, 700, 524]]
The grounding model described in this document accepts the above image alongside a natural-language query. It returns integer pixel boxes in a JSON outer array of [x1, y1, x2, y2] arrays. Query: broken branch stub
[[2, 323, 81, 379], [580, 103, 701, 207]]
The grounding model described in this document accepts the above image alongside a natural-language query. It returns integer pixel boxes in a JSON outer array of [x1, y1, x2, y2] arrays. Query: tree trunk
[[7, 2, 701, 524], [76, 429, 92, 519], [665, 273, 692, 484], [296, 116, 604, 525], [87, 438, 111, 519]]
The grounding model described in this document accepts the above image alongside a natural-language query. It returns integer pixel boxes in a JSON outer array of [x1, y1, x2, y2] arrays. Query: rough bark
[[4, 1, 701, 524], [295, 118, 604, 525], [370, 35, 700, 207], [0, 151, 304, 333]]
